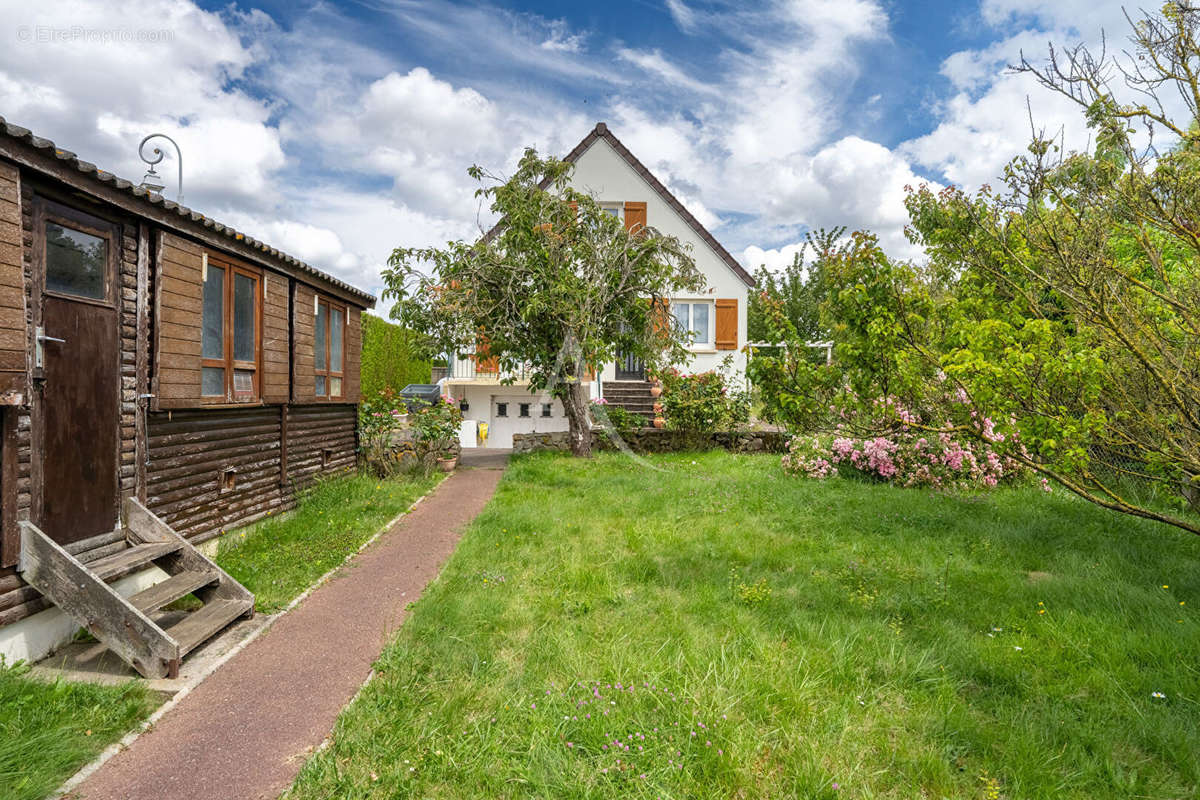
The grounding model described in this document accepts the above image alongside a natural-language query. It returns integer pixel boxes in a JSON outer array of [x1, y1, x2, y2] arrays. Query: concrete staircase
[[602, 380, 656, 421]]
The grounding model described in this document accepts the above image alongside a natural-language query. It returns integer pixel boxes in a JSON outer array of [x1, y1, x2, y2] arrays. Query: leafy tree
[[757, 5, 1200, 535], [746, 226, 843, 344], [382, 149, 703, 457]]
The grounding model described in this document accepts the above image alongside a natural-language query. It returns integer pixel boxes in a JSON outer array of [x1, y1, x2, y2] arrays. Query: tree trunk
[[561, 378, 592, 457]]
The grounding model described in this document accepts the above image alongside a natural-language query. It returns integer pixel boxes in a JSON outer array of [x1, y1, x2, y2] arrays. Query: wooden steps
[[129, 570, 218, 614], [18, 498, 255, 679], [167, 598, 254, 657], [90, 541, 182, 582]]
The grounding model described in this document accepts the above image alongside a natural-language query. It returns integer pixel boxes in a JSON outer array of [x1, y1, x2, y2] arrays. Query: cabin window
[[541, 403, 552, 418], [519, 403, 531, 418], [315, 297, 346, 400], [201, 255, 261, 401], [671, 301, 712, 346], [496, 402, 508, 417], [39, 201, 115, 303], [46, 223, 106, 299]]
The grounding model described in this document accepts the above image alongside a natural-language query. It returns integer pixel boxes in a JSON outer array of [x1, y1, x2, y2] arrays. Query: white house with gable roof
[[441, 122, 755, 449]]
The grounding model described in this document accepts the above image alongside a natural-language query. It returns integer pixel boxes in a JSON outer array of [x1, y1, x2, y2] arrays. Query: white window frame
[[599, 203, 624, 222], [671, 300, 714, 349]]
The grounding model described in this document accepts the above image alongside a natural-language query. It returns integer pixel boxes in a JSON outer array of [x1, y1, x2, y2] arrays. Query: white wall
[[568, 138, 750, 384], [0, 566, 167, 665], [444, 383, 590, 448]]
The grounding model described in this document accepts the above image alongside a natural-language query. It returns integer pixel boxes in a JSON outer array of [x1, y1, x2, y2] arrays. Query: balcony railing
[[444, 353, 533, 383]]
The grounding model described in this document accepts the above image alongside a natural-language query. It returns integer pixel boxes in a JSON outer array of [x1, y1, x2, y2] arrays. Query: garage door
[[487, 396, 564, 448]]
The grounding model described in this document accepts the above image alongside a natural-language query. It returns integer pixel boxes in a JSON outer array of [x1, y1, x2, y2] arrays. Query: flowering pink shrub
[[783, 396, 1025, 490]]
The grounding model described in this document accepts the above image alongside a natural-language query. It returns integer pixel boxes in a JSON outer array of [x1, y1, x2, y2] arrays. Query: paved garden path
[[73, 460, 506, 800]]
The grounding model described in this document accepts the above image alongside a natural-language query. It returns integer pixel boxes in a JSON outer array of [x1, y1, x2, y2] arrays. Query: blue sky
[[0, 0, 1118, 309]]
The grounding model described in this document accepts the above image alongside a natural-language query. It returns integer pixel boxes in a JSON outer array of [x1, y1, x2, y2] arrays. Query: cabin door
[[35, 200, 120, 545]]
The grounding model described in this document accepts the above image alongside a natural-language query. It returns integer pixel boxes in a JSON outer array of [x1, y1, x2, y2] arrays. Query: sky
[[0, 0, 1130, 312]]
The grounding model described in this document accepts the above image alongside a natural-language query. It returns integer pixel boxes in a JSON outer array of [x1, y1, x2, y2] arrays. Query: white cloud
[[733, 136, 938, 263], [220, 184, 478, 317], [743, 243, 806, 272], [665, 0, 700, 34], [0, 0, 281, 209], [615, 49, 717, 96], [325, 67, 589, 220], [902, 12, 1160, 194], [1, 0, 1162, 296], [807, 137, 936, 259], [901, 70, 1089, 191], [540, 20, 586, 53], [979, 0, 1127, 31]]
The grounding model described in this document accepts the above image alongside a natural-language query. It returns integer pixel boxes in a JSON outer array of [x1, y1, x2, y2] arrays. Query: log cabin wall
[[0, 168, 32, 623], [0, 164, 29, 571], [286, 404, 357, 486], [0, 161, 27, 401], [0, 141, 373, 632], [145, 406, 285, 542]]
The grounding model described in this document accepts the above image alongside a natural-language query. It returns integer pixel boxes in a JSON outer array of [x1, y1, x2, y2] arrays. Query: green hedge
[[360, 314, 431, 397]]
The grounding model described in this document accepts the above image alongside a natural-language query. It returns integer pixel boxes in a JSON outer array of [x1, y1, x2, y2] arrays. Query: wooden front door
[[36, 200, 120, 545]]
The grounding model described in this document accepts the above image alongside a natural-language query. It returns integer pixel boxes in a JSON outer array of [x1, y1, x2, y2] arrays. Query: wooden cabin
[[0, 117, 374, 677]]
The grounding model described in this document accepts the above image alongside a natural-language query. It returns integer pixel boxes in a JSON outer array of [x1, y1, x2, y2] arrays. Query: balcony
[[442, 352, 534, 384]]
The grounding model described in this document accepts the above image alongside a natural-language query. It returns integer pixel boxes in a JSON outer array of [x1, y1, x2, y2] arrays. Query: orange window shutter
[[715, 299, 738, 350], [624, 201, 647, 234], [648, 297, 670, 338], [474, 333, 499, 374]]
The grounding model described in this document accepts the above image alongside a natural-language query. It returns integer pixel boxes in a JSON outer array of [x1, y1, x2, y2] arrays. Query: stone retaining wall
[[512, 428, 788, 455], [364, 428, 462, 473]]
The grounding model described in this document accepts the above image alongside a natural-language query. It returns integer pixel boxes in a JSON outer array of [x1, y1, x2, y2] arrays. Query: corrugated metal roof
[[0, 116, 376, 305]]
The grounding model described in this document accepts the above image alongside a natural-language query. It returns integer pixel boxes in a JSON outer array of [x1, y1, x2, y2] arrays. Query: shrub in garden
[[590, 399, 645, 433], [409, 396, 464, 465], [358, 388, 408, 477], [782, 393, 1024, 490], [657, 358, 750, 433], [359, 391, 463, 476]]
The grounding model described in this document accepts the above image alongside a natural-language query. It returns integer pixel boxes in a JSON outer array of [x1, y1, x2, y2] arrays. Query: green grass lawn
[[286, 451, 1200, 800], [0, 661, 157, 800], [0, 469, 440, 800], [215, 471, 441, 612]]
